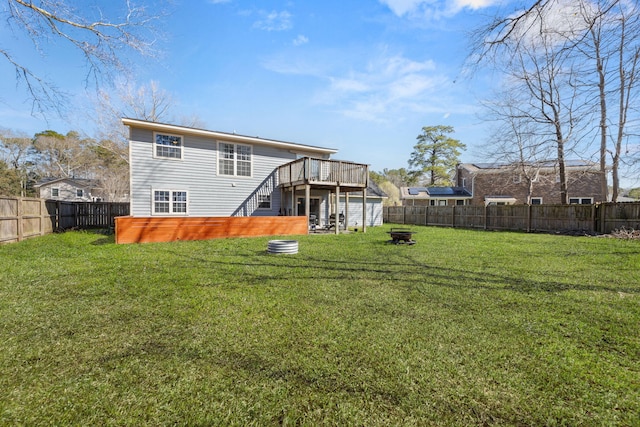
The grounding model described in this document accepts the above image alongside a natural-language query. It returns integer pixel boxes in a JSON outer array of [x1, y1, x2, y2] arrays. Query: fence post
[[56, 201, 61, 231], [452, 205, 456, 228], [598, 203, 606, 234], [40, 199, 46, 237], [484, 205, 488, 230], [17, 197, 23, 242]]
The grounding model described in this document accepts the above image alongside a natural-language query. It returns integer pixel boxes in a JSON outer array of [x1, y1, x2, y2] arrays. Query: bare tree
[[1, 0, 162, 116], [471, 0, 640, 202], [483, 95, 555, 203], [493, 2, 589, 203], [33, 130, 95, 179], [90, 80, 206, 164], [0, 128, 38, 196], [574, 0, 640, 201]]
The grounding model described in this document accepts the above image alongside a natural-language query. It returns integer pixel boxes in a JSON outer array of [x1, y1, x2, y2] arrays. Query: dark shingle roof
[[405, 186, 471, 197]]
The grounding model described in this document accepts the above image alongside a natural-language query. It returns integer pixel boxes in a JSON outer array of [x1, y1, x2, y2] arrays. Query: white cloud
[[253, 10, 292, 31], [379, 0, 500, 19], [454, 0, 496, 10], [264, 48, 449, 122], [504, 0, 595, 49], [208, 0, 232, 3], [378, 0, 425, 16], [293, 35, 309, 46]]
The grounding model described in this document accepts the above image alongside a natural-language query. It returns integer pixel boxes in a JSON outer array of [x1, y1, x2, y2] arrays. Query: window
[[513, 174, 522, 183], [77, 189, 84, 197], [456, 199, 465, 206], [51, 188, 59, 197], [153, 190, 188, 215], [154, 133, 183, 159], [438, 200, 447, 206], [218, 142, 252, 177], [258, 194, 271, 209], [531, 197, 542, 205], [569, 197, 593, 205]]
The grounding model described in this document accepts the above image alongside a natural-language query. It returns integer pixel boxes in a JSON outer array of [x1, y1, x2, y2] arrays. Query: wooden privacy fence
[[0, 197, 130, 244], [384, 202, 640, 234]]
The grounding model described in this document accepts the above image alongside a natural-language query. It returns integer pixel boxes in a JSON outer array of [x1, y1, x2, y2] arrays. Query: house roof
[[122, 118, 339, 156], [34, 177, 100, 188], [401, 186, 472, 199], [367, 181, 388, 198], [460, 160, 601, 173]]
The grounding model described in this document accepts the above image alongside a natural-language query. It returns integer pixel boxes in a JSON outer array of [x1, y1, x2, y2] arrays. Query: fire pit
[[388, 228, 416, 245]]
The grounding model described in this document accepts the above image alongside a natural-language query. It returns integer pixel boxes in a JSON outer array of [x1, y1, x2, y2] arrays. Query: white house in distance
[[122, 118, 385, 234], [34, 177, 101, 202]]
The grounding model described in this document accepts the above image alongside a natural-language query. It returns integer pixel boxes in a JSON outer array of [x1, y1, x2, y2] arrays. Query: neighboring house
[[400, 186, 472, 206], [123, 118, 380, 228], [401, 160, 606, 206], [455, 160, 606, 205], [34, 177, 102, 202]]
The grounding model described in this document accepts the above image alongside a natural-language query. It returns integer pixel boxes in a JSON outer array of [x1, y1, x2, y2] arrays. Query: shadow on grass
[[159, 243, 639, 295]]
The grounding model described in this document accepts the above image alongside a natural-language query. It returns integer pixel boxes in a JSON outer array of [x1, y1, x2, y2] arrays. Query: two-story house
[[401, 160, 606, 206], [121, 118, 383, 239], [455, 161, 606, 205]]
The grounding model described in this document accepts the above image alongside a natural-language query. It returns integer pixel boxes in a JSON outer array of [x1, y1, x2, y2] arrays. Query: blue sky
[[0, 0, 502, 174]]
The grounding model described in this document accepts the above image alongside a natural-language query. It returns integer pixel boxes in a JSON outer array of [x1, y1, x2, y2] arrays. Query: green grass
[[0, 226, 638, 426]]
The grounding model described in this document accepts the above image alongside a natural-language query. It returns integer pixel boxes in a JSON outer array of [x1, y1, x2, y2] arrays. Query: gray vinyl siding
[[339, 195, 384, 227], [129, 127, 295, 217]]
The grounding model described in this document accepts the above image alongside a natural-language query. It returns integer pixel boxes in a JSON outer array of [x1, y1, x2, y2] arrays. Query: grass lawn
[[0, 226, 638, 426]]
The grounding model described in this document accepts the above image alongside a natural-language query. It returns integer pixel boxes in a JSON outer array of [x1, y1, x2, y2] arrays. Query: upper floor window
[[154, 133, 183, 159], [51, 188, 59, 197], [153, 190, 188, 215], [219, 142, 252, 177], [513, 174, 522, 183], [531, 197, 542, 205], [77, 189, 84, 197]]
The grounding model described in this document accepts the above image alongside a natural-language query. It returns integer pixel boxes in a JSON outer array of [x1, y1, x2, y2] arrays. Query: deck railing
[[278, 158, 368, 188]]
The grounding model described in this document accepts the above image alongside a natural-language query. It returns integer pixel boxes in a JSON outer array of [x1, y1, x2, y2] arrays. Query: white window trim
[[569, 197, 593, 205], [51, 187, 59, 197], [77, 189, 84, 197], [257, 194, 272, 210], [217, 141, 253, 178], [151, 189, 189, 215], [153, 132, 184, 160], [531, 197, 543, 205]]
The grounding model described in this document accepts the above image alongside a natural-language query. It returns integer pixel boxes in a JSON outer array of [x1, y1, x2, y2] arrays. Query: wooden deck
[[278, 157, 368, 191]]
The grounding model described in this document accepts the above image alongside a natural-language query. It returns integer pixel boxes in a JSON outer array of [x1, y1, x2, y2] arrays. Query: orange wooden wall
[[115, 216, 308, 244]]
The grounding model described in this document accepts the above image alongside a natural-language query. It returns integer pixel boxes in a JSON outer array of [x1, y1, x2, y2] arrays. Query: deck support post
[[344, 192, 349, 231], [305, 184, 311, 220], [362, 186, 367, 233], [335, 185, 340, 235]]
